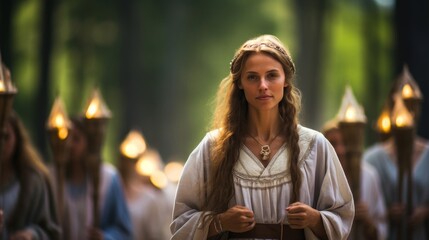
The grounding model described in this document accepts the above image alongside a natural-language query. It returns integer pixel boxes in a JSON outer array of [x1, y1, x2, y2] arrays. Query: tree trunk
[[36, 0, 56, 160], [293, 0, 329, 129], [0, 0, 14, 67]]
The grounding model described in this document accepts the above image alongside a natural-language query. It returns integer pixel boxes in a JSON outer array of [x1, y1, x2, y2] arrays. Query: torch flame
[[0, 63, 17, 93], [120, 130, 147, 159], [337, 85, 366, 123], [344, 105, 357, 122], [47, 97, 71, 139], [401, 84, 414, 99], [58, 127, 69, 139], [164, 161, 184, 183], [391, 94, 414, 128], [135, 149, 163, 176], [395, 65, 422, 100], [376, 107, 391, 133], [0, 81, 5, 92], [150, 170, 168, 189], [84, 89, 112, 119], [86, 98, 100, 119]]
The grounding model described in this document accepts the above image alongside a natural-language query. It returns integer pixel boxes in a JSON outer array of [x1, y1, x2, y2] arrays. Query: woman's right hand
[[220, 205, 255, 233]]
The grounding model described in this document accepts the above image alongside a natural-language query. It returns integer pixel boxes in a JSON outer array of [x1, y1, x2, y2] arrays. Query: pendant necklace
[[249, 132, 281, 161]]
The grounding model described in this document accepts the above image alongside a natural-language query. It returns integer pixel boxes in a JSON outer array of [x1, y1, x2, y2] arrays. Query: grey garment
[[364, 143, 429, 240], [0, 179, 20, 239], [3, 169, 61, 240]]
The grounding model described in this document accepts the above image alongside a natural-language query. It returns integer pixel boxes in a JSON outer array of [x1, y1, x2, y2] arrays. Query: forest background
[[0, 0, 428, 165]]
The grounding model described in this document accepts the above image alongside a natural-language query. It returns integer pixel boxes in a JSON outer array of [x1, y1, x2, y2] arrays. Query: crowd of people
[[1, 34, 429, 240], [0, 64, 177, 240]]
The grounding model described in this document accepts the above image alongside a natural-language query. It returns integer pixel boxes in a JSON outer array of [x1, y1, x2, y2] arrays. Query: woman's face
[[239, 52, 287, 112], [1, 122, 16, 163], [69, 127, 88, 162]]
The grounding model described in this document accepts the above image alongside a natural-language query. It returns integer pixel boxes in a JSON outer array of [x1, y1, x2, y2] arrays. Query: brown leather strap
[[228, 223, 305, 240]]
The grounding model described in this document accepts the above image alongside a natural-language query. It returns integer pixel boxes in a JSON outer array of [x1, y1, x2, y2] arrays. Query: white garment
[[126, 183, 163, 240], [170, 126, 355, 240], [354, 162, 387, 240]]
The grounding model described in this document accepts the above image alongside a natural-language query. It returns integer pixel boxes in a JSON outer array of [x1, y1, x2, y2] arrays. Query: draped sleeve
[[170, 131, 216, 240], [299, 127, 355, 239]]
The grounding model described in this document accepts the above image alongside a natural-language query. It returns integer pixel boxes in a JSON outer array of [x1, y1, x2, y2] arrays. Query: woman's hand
[[287, 202, 327, 240], [220, 205, 256, 233], [287, 202, 320, 229], [9, 229, 33, 240]]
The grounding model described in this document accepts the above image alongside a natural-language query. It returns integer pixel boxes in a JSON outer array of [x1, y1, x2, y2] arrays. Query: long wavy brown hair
[[5, 111, 52, 227], [202, 35, 302, 215]]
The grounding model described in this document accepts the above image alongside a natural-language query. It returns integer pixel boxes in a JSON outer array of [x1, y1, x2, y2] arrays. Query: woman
[[170, 35, 354, 240], [118, 143, 169, 239], [0, 111, 61, 240], [363, 90, 429, 240], [61, 116, 132, 240]]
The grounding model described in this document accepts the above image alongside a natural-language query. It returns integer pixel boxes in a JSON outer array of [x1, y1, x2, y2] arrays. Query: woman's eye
[[267, 73, 278, 80], [247, 75, 258, 81]]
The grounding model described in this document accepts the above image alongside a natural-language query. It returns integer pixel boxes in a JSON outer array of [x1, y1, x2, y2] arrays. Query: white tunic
[[170, 126, 354, 240]]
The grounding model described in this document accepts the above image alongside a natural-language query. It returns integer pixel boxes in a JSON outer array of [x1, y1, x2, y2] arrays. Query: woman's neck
[[247, 109, 282, 141], [0, 161, 16, 187], [69, 160, 86, 184]]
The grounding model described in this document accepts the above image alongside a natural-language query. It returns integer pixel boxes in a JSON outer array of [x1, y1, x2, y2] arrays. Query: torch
[[336, 86, 366, 239], [391, 94, 415, 240], [83, 88, 111, 227], [46, 97, 71, 222], [337, 85, 367, 201], [398, 65, 423, 123]]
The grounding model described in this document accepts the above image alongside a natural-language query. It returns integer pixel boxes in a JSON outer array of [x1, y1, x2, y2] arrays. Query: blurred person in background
[[0, 110, 61, 240], [170, 34, 354, 239], [363, 79, 429, 240], [117, 130, 166, 239], [135, 148, 175, 240], [60, 116, 132, 240], [322, 119, 387, 240]]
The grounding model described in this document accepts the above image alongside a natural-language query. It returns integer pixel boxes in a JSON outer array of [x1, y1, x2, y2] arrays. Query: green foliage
[[7, 0, 395, 164]]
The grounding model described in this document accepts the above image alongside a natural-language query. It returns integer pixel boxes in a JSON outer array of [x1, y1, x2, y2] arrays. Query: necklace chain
[[249, 132, 281, 161]]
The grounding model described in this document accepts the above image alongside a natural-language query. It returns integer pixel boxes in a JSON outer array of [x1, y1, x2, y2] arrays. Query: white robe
[[170, 126, 354, 240], [353, 162, 387, 240]]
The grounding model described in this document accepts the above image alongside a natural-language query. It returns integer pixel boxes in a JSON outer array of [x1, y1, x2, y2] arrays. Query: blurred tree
[[361, 0, 394, 145], [36, 0, 56, 159], [293, 0, 330, 129], [0, 0, 15, 66]]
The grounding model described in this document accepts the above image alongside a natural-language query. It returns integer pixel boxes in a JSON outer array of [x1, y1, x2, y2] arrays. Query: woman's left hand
[[286, 202, 321, 229]]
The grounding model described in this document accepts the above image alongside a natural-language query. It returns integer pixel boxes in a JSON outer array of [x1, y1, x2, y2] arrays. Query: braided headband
[[229, 42, 289, 72]]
